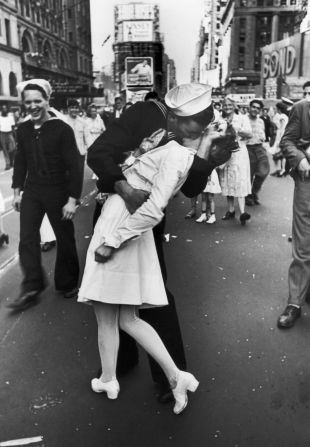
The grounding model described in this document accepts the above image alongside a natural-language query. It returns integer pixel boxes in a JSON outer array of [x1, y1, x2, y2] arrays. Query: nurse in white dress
[[78, 83, 222, 414], [218, 96, 253, 225]]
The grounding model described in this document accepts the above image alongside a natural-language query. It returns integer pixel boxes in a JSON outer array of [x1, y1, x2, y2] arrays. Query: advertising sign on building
[[126, 89, 152, 103], [125, 57, 154, 87], [225, 93, 256, 104], [262, 34, 302, 80], [117, 4, 155, 21], [123, 20, 153, 42]]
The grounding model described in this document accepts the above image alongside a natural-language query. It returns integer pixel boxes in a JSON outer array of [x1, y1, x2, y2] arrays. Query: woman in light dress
[[78, 84, 225, 414], [270, 102, 289, 177], [195, 170, 222, 224], [218, 96, 252, 225]]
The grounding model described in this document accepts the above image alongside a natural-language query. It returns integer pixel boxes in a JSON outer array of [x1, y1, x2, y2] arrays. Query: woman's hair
[[177, 104, 214, 128], [21, 83, 48, 100]]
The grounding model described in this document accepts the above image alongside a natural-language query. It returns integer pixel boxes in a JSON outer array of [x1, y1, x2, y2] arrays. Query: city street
[[1, 158, 310, 447]]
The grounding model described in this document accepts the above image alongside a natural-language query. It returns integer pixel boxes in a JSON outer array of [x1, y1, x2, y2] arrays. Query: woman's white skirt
[[78, 194, 168, 308]]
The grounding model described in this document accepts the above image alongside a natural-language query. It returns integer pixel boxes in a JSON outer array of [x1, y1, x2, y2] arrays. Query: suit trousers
[[288, 176, 310, 306], [19, 184, 79, 294], [247, 144, 270, 194], [93, 202, 187, 389]]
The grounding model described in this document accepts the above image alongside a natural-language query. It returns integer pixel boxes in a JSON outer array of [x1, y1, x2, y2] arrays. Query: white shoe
[[91, 378, 120, 399], [196, 213, 207, 223], [172, 371, 199, 415], [206, 214, 216, 224]]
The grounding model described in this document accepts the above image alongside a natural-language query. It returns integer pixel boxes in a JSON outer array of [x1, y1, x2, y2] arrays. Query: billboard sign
[[117, 4, 155, 21], [126, 89, 152, 103], [261, 34, 302, 80], [123, 20, 153, 41], [125, 57, 153, 87]]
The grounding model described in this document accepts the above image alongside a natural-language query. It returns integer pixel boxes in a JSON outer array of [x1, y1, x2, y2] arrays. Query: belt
[[0, 131, 13, 134]]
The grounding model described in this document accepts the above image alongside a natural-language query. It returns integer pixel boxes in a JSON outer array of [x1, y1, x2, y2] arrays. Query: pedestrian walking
[[66, 99, 88, 176], [85, 104, 106, 148], [277, 81, 310, 329], [8, 79, 83, 311], [0, 187, 9, 247], [87, 83, 232, 403], [194, 170, 222, 224], [79, 83, 228, 414], [218, 96, 252, 225], [246, 99, 270, 206], [0, 105, 16, 170], [270, 102, 289, 177]]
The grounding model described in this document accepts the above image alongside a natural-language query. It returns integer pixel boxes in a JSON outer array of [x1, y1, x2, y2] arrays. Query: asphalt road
[[1, 159, 310, 447]]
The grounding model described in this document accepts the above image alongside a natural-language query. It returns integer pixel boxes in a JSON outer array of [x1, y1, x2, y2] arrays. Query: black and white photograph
[[0, 0, 310, 446]]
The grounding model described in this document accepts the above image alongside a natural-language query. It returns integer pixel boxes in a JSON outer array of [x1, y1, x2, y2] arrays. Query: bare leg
[[93, 302, 120, 382], [227, 196, 235, 212], [200, 193, 207, 213], [208, 193, 215, 214], [119, 305, 178, 385], [185, 197, 197, 218], [237, 197, 245, 214]]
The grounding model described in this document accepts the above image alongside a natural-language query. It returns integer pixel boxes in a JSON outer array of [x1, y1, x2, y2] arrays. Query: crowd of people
[[184, 93, 297, 226], [2, 77, 310, 416]]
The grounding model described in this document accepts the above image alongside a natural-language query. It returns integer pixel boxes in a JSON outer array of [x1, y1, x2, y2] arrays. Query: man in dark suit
[[277, 82, 310, 328], [87, 90, 231, 400]]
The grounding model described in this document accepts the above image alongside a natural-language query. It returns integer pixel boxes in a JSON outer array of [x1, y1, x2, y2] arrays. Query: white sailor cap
[[17, 78, 52, 98], [165, 83, 213, 117]]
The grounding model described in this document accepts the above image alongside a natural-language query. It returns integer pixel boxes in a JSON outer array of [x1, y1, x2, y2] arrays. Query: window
[[69, 31, 72, 42], [67, 8, 72, 19], [9, 72, 17, 97], [25, 0, 30, 16], [5, 19, 11, 46], [281, 0, 287, 4], [0, 72, 3, 95]]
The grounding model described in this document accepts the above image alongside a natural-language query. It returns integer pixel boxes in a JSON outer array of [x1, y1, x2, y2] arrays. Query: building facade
[[220, 0, 302, 95], [113, 2, 175, 101], [17, 0, 92, 106], [0, 0, 23, 106]]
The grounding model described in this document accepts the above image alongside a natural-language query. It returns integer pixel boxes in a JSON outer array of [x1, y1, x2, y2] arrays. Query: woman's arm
[[103, 148, 193, 249]]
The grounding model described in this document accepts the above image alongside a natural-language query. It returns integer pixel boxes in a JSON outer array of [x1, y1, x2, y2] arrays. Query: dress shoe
[[63, 287, 79, 299], [206, 214, 216, 224], [222, 210, 235, 220], [91, 378, 120, 399], [245, 196, 255, 206], [41, 241, 56, 252], [270, 170, 281, 177], [0, 233, 9, 247], [172, 371, 199, 415], [196, 213, 207, 223], [277, 305, 301, 328], [240, 212, 251, 226], [252, 193, 260, 205], [185, 209, 196, 219], [157, 388, 175, 404], [8, 290, 41, 311]]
